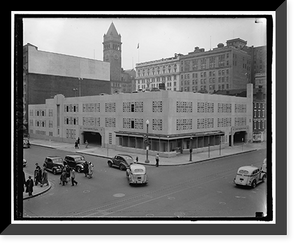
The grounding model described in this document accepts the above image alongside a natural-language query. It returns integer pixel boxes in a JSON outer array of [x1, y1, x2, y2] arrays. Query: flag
[[137, 43, 139, 49]]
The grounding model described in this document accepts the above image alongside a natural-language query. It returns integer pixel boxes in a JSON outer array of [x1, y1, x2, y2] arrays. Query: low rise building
[[29, 84, 253, 157]]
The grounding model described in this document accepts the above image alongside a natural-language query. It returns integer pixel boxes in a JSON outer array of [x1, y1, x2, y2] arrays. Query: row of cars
[[42, 155, 90, 174], [107, 154, 148, 185], [27, 153, 147, 186]]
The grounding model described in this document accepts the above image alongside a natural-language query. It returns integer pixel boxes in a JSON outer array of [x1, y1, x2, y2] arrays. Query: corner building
[[29, 84, 253, 157]]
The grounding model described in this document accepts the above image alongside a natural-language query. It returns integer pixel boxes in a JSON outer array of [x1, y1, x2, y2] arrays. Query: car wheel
[[120, 164, 126, 171], [76, 167, 81, 173], [108, 161, 112, 167], [252, 180, 257, 188], [53, 168, 57, 175]]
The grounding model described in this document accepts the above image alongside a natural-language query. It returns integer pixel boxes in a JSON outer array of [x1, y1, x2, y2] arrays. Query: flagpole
[[137, 43, 140, 63]]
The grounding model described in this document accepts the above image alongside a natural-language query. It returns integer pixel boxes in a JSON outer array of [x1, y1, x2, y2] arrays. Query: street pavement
[[23, 143, 267, 218]]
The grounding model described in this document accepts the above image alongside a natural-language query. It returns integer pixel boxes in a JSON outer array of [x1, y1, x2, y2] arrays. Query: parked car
[[107, 154, 135, 171], [126, 164, 148, 185], [43, 156, 64, 174], [234, 165, 266, 188], [64, 155, 88, 173], [23, 158, 27, 167], [23, 138, 30, 148]]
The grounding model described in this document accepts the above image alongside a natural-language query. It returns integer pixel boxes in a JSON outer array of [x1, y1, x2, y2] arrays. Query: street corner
[[23, 181, 52, 200]]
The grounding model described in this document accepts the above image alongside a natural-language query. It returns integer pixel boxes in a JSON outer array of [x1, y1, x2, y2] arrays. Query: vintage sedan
[[126, 164, 148, 185], [43, 156, 64, 174], [64, 155, 88, 173], [234, 165, 266, 188], [107, 154, 135, 171]]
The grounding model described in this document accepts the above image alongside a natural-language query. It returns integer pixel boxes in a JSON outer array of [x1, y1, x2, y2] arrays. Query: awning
[[115, 130, 224, 140]]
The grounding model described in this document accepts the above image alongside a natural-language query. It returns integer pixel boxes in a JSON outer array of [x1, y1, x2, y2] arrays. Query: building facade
[[23, 43, 111, 130], [135, 54, 181, 91], [179, 39, 251, 93], [28, 84, 253, 157]]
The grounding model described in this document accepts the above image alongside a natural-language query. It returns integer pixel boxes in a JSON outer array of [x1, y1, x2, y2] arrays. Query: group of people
[[24, 163, 49, 196], [75, 137, 89, 149], [60, 165, 78, 186]]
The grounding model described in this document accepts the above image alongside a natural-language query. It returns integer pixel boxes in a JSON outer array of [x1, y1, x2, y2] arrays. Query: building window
[[152, 119, 162, 131], [105, 102, 116, 112], [176, 119, 192, 130], [176, 101, 193, 113], [105, 117, 116, 127], [197, 118, 214, 129], [152, 101, 163, 112]]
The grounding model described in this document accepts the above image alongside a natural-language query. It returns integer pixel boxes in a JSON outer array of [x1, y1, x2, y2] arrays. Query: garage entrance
[[233, 131, 247, 145], [83, 131, 102, 146]]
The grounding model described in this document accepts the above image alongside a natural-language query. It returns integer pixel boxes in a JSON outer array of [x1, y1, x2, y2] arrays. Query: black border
[[5, 4, 286, 234]]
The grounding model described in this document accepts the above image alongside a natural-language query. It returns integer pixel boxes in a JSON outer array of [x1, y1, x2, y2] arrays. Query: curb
[[76, 148, 258, 166], [23, 182, 52, 200], [30, 142, 261, 167]]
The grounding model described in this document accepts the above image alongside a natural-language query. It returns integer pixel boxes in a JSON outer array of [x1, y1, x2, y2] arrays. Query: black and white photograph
[[8, 7, 289, 238]]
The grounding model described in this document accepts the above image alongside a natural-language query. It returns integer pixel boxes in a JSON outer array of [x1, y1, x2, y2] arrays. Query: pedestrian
[[136, 156, 139, 163], [70, 168, 78, 186], [61, 170, 67, 186], [34, 163, 42, 186], [85, 140, 89, 148], [156, 153, 159, 167], [41, 168, 49, 187], [75, 140, 78, 149], [87, 162, 93, 179], [25, 176, 34, 196], [23, 170, 26, 192], [77, 137, 80, 148]]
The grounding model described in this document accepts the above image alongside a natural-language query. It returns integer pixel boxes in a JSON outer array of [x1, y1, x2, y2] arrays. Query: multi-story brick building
[[179, 38, 251, 93], [28, 84, 253, 157]]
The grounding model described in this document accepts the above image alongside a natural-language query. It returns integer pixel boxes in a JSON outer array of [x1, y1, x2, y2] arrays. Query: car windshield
[[133, 169, 144, 173], [75, 156, 84, 162], [53, 158, 63, 163]]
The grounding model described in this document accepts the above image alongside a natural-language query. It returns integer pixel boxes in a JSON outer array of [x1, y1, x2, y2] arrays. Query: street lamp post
[[189, 137, 193, 161], [219, 136, 222, 156], [145, 120, 150, 163]]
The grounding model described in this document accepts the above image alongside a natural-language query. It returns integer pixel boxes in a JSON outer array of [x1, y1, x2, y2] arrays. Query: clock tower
[[103, 22, 122, 82]]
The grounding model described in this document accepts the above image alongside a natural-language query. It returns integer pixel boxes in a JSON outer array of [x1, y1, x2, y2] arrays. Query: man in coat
[[26, 176, 34, 196], [70, 168, 78, 186]]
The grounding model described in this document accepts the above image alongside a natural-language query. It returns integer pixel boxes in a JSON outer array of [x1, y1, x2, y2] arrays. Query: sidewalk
[[23, 171, 52, 200], [29, 138, 266, 166]]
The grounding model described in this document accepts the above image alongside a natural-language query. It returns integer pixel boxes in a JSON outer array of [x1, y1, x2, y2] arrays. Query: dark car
[[64, 155, 88, 173], [43, 156, 64, 174], [107, 154, 135, 171]]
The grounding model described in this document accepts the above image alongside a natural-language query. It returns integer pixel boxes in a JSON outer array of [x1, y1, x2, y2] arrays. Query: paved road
[[23, 145, 267, 218]]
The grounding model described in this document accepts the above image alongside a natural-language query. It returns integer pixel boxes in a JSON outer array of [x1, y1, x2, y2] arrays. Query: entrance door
[[83, 131, 102, 146], [233, 131, 246, 145]]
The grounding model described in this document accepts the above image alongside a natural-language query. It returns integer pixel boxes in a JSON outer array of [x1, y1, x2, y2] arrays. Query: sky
[[23, 16, 267, 70]]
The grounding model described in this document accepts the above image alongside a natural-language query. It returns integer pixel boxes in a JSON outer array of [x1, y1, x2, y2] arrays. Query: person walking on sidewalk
[[25, 176, 34, 196], [41, 168, 49, 187], [70, 168, 78, 186], [156, 153, 160, 167], [34, 163, 42, 186]]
